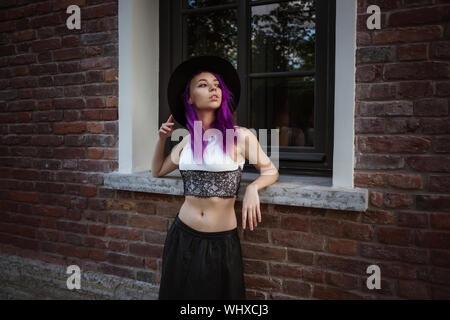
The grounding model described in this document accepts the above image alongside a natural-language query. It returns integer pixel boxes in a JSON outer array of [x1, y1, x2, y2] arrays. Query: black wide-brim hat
[[167, 56, 241, 128]]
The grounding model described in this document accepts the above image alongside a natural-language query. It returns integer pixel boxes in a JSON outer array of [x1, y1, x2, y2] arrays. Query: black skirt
[[158, 212, 246, 300]]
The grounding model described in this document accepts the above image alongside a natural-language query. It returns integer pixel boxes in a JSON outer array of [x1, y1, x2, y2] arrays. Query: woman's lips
[[210, 96, 219, 101]]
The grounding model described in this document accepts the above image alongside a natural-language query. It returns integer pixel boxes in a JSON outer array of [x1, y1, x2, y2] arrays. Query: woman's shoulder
[[233, 125, 254, 138], [234, 125, 249, 133]]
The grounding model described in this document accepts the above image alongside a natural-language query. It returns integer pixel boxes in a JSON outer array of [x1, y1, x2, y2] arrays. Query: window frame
[[159, 0, 336, 177]]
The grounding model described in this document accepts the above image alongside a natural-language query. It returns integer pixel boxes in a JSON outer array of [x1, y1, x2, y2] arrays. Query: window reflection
[[184, 0, 235, 9], [251, 77, 315, 147], [185, 10, 238, 69], [251, 0, 315, 73]]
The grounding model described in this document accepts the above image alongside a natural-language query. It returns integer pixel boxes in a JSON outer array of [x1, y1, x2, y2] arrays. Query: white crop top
[[179, 134, 245, 171], [178, 135, 245, 198]]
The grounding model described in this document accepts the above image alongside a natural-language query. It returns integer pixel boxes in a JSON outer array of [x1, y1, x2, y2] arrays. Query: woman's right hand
[[159, 114, 175, 140]]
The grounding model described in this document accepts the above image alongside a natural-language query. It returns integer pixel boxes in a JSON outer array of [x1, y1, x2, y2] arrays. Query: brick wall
[[0, 0, 449, 299], [354, 0, 450, 299]]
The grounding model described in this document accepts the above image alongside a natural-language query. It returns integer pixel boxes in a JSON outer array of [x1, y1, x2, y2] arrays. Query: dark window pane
[[250, 77, 315, 147], [184, 0, 235, 9], [185, 10, 238, 69], [251, 0, 316, 73]]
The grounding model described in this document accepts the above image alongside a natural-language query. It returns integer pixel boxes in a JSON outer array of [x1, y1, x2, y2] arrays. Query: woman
[[152, 56, 279, 300]]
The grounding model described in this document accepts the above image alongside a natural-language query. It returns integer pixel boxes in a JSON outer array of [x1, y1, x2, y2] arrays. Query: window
[[159, 0, 336, 176]]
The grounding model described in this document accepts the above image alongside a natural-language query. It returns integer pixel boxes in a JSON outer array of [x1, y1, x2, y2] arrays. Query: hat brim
[[167, 56, 241, 128]]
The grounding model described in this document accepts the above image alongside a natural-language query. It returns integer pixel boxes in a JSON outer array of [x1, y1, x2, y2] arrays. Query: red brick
[[129, 243, 163, 258], [241, 243, 286, 261], [83, 3, 117, 20], [431, 250, 450, 268], [355, 117, 385, 134], [384, 192, 414, 209], [414, 98, 448, 117], [389, 6, 449, 27], [369, 191, 383, 207], [272, 230, 324, 251], [53, 122, 86, 134], [269, 263, 301, 279], [436, 81, 450, 97], [107, 252, 144, 268], [430, 213, 450, 230], [341, 221, 374, 241], [12, 30, 36, 42], [397, 211, 428, 228], [31, 38, 61, 53], [374, 26, 442, 44], [88, 248, 106, 261], [99, 263, 134, 280], [325, 271, 359, 289], [244, 274, 282, 292], [407, 156, 450, 173], [416, 194, 450, 212], [326, 238, 358, 256], [416, 230, 450, 249], [398, 280, 430, 299], [363, 243, 428, 264], [378, 226, 414, 246], [398, 81, 433, 98], [316, 254, 368, 275], [128, 215, 167, 232], [310, 218, 343, 237], [287, 249, 314, 265], [281, 216, 309, 232], [243, 259, 269, 276], [242, 228, 269, 243], [356, 64, 382, 82], [284, 280, 311, 298], [433, 137, 450, 154], [362, 209, 396, 225], [10, 191, 38, 203], [384, 62, 450, 80], [378, 262, 416, 280], [389, 173, 423, 190], [313, 285, 363, 299], [359, 136, 431, 153], [300, 268, 324, 283], [397, 43, 427, 61]]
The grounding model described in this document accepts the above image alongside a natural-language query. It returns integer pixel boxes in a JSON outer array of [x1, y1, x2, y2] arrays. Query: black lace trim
[[179, 167, 243, 198]]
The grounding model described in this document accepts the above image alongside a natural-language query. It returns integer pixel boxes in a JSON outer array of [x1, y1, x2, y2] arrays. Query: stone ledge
[[104, 171, 368, 212]]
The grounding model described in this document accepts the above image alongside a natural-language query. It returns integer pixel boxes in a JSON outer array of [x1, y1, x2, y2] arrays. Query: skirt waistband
[[174, 212, 238, 238]]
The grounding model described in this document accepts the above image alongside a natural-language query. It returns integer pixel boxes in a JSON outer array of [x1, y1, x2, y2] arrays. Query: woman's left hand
[[242, 184, 261, 231]]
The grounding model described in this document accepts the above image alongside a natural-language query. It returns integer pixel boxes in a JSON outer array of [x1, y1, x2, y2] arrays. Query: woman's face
[[188, 72, 222, 111]]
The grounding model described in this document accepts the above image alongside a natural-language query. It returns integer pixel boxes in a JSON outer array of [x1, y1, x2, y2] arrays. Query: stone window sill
[[104, 170, 368, 212]]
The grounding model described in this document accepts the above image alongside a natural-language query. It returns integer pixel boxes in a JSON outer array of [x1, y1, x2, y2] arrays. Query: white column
[[118, 0, 159, 173]]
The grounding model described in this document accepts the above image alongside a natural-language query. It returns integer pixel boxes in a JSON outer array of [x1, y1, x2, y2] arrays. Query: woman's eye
[[199, 83, 220, 88]]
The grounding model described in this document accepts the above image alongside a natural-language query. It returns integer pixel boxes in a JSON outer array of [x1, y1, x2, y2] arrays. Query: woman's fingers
[[248, 208, 254, 231], [243, 206, 262, 231]]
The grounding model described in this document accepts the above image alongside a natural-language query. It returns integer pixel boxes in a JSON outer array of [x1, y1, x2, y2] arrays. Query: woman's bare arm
[[151, 135, 189, 177], [239, 127, 279, 190]]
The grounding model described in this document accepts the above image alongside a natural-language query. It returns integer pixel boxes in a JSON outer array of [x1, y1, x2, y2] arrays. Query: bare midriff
[[177, 135, 244, 233], [178, 196, 238, 232]]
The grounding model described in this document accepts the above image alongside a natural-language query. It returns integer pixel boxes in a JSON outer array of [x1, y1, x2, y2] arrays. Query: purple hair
[[182, 70, 240, 164]]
